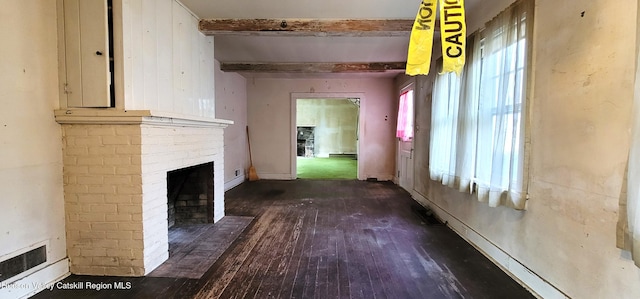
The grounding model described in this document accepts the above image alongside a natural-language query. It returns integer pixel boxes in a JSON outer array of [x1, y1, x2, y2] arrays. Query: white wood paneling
[[172, 0, 187, 114], [157, 0, 173, 112], [142, 0, 158, 110], [122, 0, 215, 118], [120, 0, 132, 109], [129, 0, 144, 110], [63, 0, 82, 107], [187, 6, 198, 114]]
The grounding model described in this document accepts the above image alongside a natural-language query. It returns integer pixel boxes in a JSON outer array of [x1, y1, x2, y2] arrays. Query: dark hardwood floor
[[33, 180, 535, 299]]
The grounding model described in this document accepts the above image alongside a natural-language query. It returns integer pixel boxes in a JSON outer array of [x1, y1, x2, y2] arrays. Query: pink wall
[[246, 77, 396, 180]]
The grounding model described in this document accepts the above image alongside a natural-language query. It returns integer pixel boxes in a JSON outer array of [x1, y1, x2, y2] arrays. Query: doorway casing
[[291, 92, 365, 180], [396, 83, 415, 193]]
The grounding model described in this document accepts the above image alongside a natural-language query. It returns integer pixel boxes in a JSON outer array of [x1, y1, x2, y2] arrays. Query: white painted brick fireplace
[[56, 110, 231, 276]]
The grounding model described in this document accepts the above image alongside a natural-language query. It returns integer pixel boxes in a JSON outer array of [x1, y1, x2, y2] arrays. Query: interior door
[[398, 138, 414, 191], [397, 89, 415, 192]]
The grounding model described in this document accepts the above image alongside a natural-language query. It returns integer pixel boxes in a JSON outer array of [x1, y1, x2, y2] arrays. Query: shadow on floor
[[32, 180, 535, 299]]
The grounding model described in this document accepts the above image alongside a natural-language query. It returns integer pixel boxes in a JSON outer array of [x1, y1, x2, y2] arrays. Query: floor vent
[[0, 245, 46, 282]]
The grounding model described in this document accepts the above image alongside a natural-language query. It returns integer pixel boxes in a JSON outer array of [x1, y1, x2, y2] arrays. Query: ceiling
[[178, 0, 504, 78]]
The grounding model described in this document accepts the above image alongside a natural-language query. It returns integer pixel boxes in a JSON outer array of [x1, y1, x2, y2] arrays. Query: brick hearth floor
[[147, 216, 254, 279]]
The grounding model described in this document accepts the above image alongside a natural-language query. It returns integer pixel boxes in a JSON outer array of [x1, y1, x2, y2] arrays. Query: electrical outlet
[[235, 169, 239, 176]]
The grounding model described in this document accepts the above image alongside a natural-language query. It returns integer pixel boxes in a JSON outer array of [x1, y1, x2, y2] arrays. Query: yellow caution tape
[[406, 0, 438, 76], [406, 0, 466, 76], [440, 0, 466, 75]]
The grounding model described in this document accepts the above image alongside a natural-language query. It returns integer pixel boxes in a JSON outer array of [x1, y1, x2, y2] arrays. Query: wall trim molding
[[258, 173, 297, 180], [224, 176, 245, 191], [54, 109, 233, 128], [411, 191, 568, 299]]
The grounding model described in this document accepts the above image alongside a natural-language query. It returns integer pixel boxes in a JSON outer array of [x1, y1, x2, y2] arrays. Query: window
[[396, 89, 415, 142], [429, 0, 533, 209]]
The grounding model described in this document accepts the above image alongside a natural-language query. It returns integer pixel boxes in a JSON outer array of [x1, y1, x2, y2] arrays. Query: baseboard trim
[[412, 191, 568, 299], [224, 176, 245, 191], [0, 258, 70, 299], [362, 174, 394, 182], [257, 173, 296, 180]]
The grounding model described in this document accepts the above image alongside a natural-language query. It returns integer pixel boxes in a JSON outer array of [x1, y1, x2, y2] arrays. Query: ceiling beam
[[220, 62, 406, 73], [199, 19, 415, 37]]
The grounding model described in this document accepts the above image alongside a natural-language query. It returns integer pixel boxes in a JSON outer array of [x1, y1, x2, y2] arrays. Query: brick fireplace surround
[[55, 109, 231, 276]]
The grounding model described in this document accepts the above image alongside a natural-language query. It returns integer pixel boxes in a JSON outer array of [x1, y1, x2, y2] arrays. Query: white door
[[396, 89, 414, 192], [398, 139, 414, 191]]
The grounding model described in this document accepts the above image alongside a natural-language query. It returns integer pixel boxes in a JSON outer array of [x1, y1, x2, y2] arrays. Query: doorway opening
[[293, 96, 361, 179]]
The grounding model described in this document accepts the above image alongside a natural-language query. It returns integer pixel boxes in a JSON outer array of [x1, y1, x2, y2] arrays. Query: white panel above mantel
[[54, 109, 233, 128], [119, 0, 215, 118]]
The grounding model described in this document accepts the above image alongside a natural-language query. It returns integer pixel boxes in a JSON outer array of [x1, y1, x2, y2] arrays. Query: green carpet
[[296, 157, 357, 179]]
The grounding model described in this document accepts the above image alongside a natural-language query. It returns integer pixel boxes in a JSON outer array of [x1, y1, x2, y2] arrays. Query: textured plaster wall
[[214, 60, 248, 189], [412, 0, 640, 298], [247, 77, 396, 180], [0, 0, 69, 295]]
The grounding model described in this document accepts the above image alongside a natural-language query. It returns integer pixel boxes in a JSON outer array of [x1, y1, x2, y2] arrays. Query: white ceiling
[[178, 0, 508, 78]]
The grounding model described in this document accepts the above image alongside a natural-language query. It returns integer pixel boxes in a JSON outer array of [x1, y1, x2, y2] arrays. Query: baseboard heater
[[328, 153, 357, 159], [0, 245, 47, 283]]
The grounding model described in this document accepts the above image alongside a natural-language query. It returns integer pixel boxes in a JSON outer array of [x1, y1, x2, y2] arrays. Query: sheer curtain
[[619, 9, 640, 266], [396, 90, 414, 142], [429, 36, 479, 192], [429, 0, 532, 209], [474, 0, 531, 208], [429, 66, 460, 187], [623, 74, 640, 266]]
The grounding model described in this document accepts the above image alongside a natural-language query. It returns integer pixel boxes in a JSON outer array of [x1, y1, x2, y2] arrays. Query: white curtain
[[625, 77, 640, 267], [429, 37, 479, 193], [429, 66, 461, 187], [429, 0, 532, 209], [619, 4, 640, 266]]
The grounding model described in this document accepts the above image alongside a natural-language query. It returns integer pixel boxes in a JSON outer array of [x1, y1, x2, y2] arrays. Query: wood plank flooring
[[32, 180, 535, 299]]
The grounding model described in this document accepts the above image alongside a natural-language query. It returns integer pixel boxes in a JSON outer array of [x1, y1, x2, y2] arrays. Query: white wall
[[411, 0, 640, 298], [120, 0, 215, 118], [214, 60, 248, 190], [247, 77, 396, 180], [0, 1, 69, 297], [297, 99, 359, 157]]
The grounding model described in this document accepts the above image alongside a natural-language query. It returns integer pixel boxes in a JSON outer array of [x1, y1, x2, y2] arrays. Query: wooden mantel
[[199, 19, 415, 37]]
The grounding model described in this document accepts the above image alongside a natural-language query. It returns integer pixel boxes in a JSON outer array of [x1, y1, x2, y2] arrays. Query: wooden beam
[[199, 19, 415, 37], [220, 62, 406, 73]]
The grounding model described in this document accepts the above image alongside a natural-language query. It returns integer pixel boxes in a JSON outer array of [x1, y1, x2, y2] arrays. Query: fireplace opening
[[166, 162, 214, 228]]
